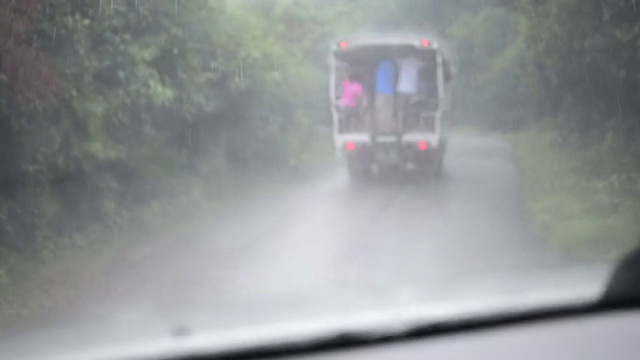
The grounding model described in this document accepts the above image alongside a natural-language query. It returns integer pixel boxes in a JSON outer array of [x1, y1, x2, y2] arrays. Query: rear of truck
[[329, 37, 453, 180]]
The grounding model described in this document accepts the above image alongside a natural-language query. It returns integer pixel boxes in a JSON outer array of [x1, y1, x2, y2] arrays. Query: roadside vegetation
[[439, 0, 640, 260], [397, 0, 640, 259], [510, 126, 640, 261], [0, 0, 345, 315]]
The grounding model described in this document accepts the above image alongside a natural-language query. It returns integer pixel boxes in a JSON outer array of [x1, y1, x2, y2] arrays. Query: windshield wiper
[[600, 245, 640, 307], [166, 251, 640, 360], [193, 254, 640, 360], [180, 304, 606, 360]]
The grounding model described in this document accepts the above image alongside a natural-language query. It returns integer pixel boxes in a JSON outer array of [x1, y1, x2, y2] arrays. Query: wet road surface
[[1, 135, 574, 359]]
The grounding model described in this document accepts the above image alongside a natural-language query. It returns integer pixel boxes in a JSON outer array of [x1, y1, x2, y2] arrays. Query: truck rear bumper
[[335, 132, 443, 150], [343, 139, 443, 169]]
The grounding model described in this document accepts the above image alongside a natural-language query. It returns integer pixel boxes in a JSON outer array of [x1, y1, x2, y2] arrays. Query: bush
[[510, 124, 640, 260]]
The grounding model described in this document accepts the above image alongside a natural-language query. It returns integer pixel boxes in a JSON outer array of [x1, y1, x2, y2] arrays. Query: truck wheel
[[347, 157, 371, 181], [433, 150, 444, 178]]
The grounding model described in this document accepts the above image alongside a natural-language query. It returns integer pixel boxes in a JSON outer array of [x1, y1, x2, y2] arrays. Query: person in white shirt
[[396, 56, 424, 130]]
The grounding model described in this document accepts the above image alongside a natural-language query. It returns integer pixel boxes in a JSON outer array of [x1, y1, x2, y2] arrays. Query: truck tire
[[347, 157, 371, 181], [432, 149, 444, 178]]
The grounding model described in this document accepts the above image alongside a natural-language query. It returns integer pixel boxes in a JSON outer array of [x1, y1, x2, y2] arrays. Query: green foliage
[[0, 0, 350, 251], [1, 0, 638, 263], [391, 0, 640, 254], [510, 126, 640, 260]]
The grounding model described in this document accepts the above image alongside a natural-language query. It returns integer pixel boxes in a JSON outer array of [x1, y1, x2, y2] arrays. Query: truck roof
[[331, 34, 440, 51], [330, 34, 456, 80]]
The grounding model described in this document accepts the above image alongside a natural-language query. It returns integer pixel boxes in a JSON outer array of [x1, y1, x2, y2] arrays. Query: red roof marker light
[[339, 40, 349, 49], [421, 39, 431, 48], [418, 141, 429, 151]]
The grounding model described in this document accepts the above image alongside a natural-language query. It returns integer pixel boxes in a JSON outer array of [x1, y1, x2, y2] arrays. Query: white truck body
[[329, 36, 453, 178]]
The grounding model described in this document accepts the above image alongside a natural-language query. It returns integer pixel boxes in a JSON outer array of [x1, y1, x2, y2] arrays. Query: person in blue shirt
[[376, 60, 395, 95], [374, 60, 396, 133]]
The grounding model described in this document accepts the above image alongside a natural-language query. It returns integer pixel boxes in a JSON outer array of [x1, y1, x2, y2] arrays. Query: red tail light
[[339, 40, 349, 49], [418, 141, 429, 151], [345, 141, 356, 152], [421, 39, 431, 48]]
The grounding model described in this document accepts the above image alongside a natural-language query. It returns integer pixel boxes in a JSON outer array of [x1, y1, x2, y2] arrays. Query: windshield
[[0, 0, 638, 359]]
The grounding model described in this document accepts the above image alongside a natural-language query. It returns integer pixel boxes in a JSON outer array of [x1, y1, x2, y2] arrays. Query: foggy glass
[[0, 0, 637, 359]]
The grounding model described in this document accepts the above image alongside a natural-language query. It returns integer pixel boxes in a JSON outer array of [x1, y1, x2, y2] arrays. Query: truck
[[329, 36, 454, 180]]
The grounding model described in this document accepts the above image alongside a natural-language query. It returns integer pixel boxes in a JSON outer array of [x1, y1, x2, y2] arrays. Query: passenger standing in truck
[[339, 70, 365, 131], [339, 71, 363, 108], [374, 59, 396, 133], [396, 56, 424, 130], [417, 64, 439, 111]]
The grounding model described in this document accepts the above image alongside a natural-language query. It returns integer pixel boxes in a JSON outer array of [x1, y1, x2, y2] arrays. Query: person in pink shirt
[[338, 70, 369, 131], [340, 76, 363, 108]]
